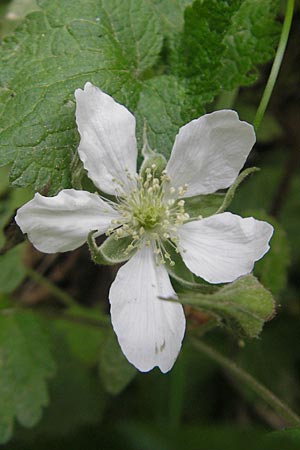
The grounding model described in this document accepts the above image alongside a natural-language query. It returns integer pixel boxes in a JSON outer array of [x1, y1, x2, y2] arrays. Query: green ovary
[[108, 165, 190, 262], [132, 204, 166, 229]]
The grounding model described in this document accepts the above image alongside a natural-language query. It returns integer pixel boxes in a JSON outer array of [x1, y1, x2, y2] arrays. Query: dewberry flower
[[16, 82, 273, 373]]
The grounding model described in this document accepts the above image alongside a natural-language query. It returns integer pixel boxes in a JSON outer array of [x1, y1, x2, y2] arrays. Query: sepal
[[184, 167, 259, 219], [215, 167, 259, 214], [184, 193, 225, 219], [87, 231, 135, 265], [140, 123, 166, 178], [139, 154, 167, 179], [174, 275, 275, 339]]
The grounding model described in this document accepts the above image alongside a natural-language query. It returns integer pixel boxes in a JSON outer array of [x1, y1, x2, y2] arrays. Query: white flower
[[16, 82, 273, 373]]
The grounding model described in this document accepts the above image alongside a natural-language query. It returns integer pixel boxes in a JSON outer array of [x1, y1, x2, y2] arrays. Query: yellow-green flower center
[[107, 165, 189, 264]]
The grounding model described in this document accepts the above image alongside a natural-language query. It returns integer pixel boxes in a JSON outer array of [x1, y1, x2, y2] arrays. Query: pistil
[[107, 164, 190, 265]]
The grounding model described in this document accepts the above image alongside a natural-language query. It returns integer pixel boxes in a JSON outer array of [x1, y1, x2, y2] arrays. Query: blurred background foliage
[[0, 0, 299, 449]]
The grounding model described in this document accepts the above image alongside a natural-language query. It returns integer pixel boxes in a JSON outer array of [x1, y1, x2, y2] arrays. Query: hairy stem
[[253, 0, 294, 132], [191, 338, 300, 427]]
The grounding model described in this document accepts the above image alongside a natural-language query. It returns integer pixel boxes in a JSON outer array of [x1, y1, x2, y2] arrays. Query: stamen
[[106, 171, 191, 264]]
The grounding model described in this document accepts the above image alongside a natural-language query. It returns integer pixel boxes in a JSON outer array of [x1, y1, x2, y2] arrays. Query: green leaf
[[147, 0, 193, 38], [175, 0, 280, 106], [135, 75, 190, 159], [54, 306, 107, 366], [0, 0, 281, 196], [99, 331, 136, 395], [0, 0, 38, 38], [264, 428, 300, 450], [0, 169, 32, 251], [0, 310, 55, 444], [0, 0, 163, 193], [30, 329, 105, 438], [0, 244, 26, 293], [177, 275, 275, 338]]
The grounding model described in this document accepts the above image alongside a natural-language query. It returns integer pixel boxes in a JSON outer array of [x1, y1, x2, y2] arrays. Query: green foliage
[[54, 307, 107, 365], [174, 0, 280, 106], [0, 0, 280, 194], [146, 0, 193, 38], [0, 244, 26, 293], [0, 310, 55, 443], [0, 0, 38, 37], [31, 333, 105, 438], [177, 275, 275, 338], [0, 0, 163, 193], [264, 428, 300, 450], [99, 332, 136, 395], [135, 75, 188, 156], [231, 151, 297, 267], [116, 422, 265, 450], [0, 167, 32, 251]]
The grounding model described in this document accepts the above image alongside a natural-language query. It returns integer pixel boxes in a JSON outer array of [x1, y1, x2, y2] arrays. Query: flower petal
[[15, 189, 120, 253], [109, 246, 185, 373], [166, 110, 255, 197], [178, 212, 273, 284], [75, 82, 137, 195]]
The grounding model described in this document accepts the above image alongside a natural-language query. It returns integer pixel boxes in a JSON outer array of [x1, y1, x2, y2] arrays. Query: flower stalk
[[253, 0, 294, 132]]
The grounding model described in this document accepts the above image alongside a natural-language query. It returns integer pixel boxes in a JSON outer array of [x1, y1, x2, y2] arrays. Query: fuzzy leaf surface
[[174, 0, 280, 105], [0, 0, 164, 193], [0, 245, 26, 292], [0, 0, 281, 195]]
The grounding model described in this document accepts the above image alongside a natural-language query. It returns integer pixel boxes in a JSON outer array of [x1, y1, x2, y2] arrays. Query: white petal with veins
[[178, 212, 273, 283], [109, 246, 186, 373], [75, 82, 137, 195], [15, 189, 120, 253], [166, 110, 255, 197]]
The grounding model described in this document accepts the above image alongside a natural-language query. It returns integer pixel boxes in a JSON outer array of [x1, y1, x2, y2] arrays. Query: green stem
[[253, 0, 294, 132], [25, 267, 78, 308], [191, 338, 300, 427]]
